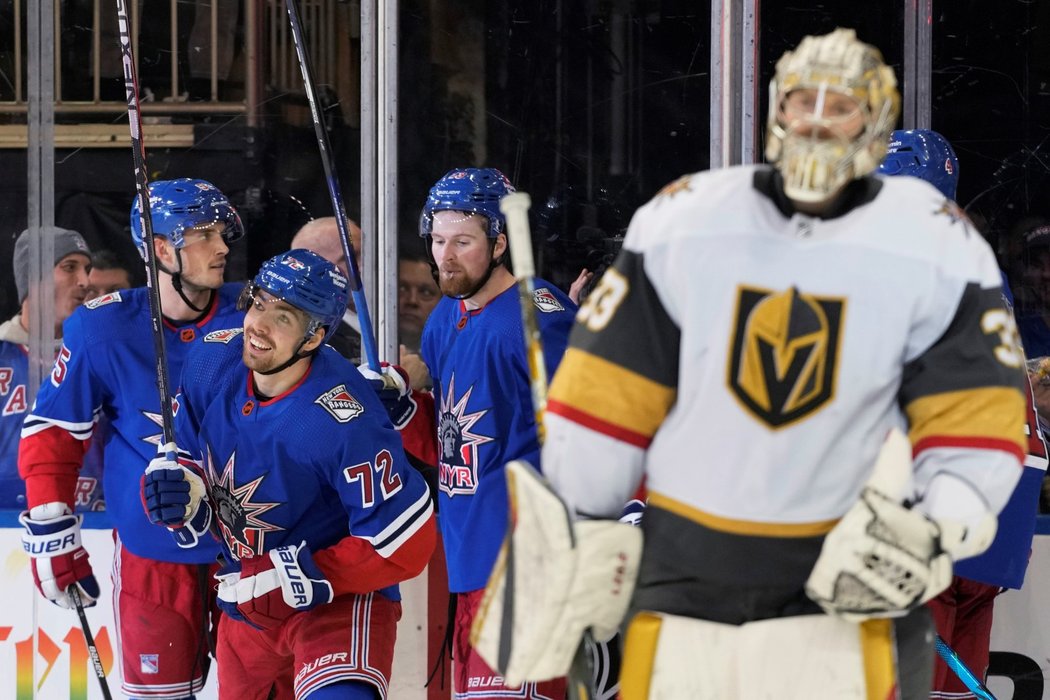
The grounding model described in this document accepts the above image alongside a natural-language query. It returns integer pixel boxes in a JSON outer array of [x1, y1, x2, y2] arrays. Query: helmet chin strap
[[165, 249, 209, 314], [254, 329, 323, 376]]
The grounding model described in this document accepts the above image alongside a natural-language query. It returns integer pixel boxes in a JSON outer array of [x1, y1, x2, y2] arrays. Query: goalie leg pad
[[620, 612, 899, 700], [470, 461, 643, 686]]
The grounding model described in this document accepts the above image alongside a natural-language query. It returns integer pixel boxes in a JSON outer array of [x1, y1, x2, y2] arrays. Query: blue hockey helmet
[[419, 167, 515, 239], [878, 129, 959, 200], [250, 249, 349, 337], [130, 178, 244, 260]]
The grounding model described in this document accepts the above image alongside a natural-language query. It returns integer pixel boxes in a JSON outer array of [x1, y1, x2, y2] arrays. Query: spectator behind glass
[[290, 216, 363, 363], [86, 249, 135, 301], [398, 245, 441, 354], [0, 228, 92, 509]]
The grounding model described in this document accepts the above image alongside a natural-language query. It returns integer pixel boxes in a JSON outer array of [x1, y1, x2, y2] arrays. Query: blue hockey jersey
[[174, 336, 435, 599], [421, 282, 576, 592], [20, 285, 244, 562], [0, 324, 104, 512], [954, 275, 1049, 588]]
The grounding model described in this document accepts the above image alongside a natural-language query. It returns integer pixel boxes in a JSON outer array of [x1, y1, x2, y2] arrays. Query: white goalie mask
[[765, 28, 900, 204]]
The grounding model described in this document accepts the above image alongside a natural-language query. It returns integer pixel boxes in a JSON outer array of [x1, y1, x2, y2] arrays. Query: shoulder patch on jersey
[[934, 200, 969, 227], [533, 288, 565, 313], [85, 291, 122, 309], [203, 328, 244, 344], [315, 384, 365, 423]]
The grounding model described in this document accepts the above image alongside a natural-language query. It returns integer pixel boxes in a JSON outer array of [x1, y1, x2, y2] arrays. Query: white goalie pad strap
[[471, 461, 643, 687]]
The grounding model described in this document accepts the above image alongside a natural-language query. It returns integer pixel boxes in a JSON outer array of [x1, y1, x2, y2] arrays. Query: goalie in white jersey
[[480, 28, 1027, 700]]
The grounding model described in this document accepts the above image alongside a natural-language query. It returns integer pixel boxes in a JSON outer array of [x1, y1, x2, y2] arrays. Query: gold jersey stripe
[[648, 491, 840, 537], [620, 612, 663, 700], [859, 619, 896, 700], [905, 386, 1026, 455], [548, 347, 676, 440]]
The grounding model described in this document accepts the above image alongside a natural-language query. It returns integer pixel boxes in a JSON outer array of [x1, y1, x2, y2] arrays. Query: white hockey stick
[[501, 192, 550, 444], [499, 192, 596, 700]]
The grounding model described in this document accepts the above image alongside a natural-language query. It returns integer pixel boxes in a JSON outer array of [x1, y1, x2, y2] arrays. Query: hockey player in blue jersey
[[19, 178, 245, 699], [142, 249, 436, 699], [418, 167, 577, 698], [879, 128, 1050, 697]]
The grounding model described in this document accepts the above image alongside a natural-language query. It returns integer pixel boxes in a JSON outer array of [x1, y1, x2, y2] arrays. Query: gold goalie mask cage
[[765, 28, 901, 203]]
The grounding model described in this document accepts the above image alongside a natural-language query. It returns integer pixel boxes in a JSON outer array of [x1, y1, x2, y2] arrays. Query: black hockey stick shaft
[[285, 0, 381, 372], [935, 634, 997, 700], [70, 585, 113, 700], [115, 0, 175, 449]]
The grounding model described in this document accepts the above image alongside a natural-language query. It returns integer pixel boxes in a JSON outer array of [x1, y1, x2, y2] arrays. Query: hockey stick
[[115, 0, 175, 450], [285, 0, 381, 372], [501, 193, 550, 444], [935, 634, 998, 700], [501, 192, 595, 700], [116, 0, 218, 552], [70, 585, 113, 700]]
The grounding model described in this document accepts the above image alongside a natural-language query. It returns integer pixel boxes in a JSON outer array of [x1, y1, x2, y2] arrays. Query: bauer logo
[[315, 384, 365, 423], [533, 288, 564, 313], [204, 328, 244, 344], [85, 291, 122, 309]]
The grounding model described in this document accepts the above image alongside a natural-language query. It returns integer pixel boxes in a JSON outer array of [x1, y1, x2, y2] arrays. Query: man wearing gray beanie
[[0, 227, 93, 509]]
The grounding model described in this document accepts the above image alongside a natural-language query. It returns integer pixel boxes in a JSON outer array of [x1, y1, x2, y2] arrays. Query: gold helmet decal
[[728, 285, 845, 428]]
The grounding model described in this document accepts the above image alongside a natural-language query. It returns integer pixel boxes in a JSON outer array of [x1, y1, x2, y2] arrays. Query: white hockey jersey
[[542, 165, 1026, 621]]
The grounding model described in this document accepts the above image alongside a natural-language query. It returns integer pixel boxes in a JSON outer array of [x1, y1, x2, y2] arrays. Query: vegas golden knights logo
[[728, 285, 845, 428]]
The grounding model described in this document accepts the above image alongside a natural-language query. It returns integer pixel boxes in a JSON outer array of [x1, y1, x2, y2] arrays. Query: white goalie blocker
[[470, 461, 643, 686]]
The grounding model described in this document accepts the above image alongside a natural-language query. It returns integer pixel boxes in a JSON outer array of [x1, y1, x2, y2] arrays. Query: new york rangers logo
[[533, 287, 564, 313], [315, 384, 365, 423], [208, 448, 283, 560], [283, 256, 306, 271], [85, 291, 122, 309], [204, 328, 244, 344], [437, 374, 493, 496]]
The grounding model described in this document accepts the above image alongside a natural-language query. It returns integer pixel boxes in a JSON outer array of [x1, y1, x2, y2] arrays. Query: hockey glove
[[19, 502, 100, 609], [805, 429, 965, 622], [216, 541, 333, 630], [358, 362, 417, 430], [141, 442, 212, 549]]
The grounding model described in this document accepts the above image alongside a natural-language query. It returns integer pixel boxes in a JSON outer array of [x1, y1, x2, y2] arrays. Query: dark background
[[0, 0, 1047, 318]]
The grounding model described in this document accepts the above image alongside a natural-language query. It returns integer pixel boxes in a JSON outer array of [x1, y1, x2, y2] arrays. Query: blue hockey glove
[[141, 442, 212, 548], [358, 362, 417, 430], [217, 541, 333, 630], [20, 502, 100, 609]]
